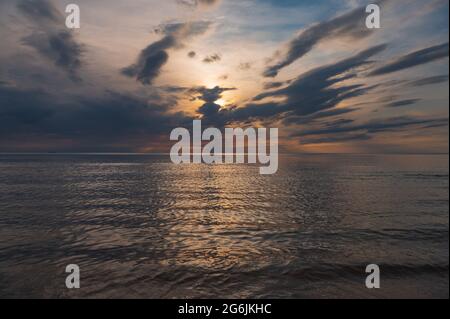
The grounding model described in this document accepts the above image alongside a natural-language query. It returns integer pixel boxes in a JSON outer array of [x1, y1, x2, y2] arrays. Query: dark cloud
[[0, 85, 53, 130], [408, 75, 449, 87], [122, 37, 174, 85], [293, 116, 448, 139], [0, 82, 192, 152], [369, 42, 449, 76], [197, 102, 222, 117], [386, 99, 421, 108], [203, 53, 221, 63], [22, 31, 83, 81], [186, 86, 236, 119], [188, 51, 197, 58], [324, 118, 355, 127], [123, 21, 211, 85], [263, 1, 388, 77], [17, 0, 84, 81]]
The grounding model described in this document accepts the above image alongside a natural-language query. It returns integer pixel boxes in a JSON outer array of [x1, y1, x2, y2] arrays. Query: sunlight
[[215, 98, 226, 107]]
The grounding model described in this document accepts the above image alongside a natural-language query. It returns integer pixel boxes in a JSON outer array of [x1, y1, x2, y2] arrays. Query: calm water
[[0, 154, 448, 299]]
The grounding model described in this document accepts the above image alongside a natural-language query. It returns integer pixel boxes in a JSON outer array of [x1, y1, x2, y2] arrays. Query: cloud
[[0, 85, 54, 130], [188, 85, 235, 103], [122, 36, 174, 85], [0, 82, 193, 152], [324, 118, 355, 127], [203, 53, 221, 63], [21, 31, 83, 81], [17, 0, 84, 81], [197, 102, 222, 117], [193, 44, 386, 128], [408, 75, 449, 87], [2, 0, 448, 154], [293, 116, 448, 140], [369, 42, 449, 76], [17, 0, 60, 24], [197, 0, 220, 5], [238, 62, 252, 71], [301, 133, 371, 145], [227, 44, 387, 122], [263, 1, 388, 77], [123, 21, 212, 85], [385, 99, 421, 108], [282, 107, 359, 125], [186, 86, 236, 119], [263, 80, 290, 90], [176, 0, 221, 8]]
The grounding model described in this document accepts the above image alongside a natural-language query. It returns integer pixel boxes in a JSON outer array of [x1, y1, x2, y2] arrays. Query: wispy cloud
[[408, 75, 449, 87], [250, 45, 386, 117], [263, 1, 388, 77], [176, 0, 221, 8], [292, 116, 449, 144], [369, 42, 449, 76], [385, 99, 421, 108]]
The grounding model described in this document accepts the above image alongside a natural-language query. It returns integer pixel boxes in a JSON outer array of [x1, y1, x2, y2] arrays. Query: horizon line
[[0, 152, 448, 156]]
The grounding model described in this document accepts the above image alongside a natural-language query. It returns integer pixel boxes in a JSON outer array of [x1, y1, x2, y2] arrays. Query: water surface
[[0, 154, 448, 298]]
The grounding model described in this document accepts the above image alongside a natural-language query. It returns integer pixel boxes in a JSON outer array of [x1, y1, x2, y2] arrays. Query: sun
[[215, 98, 227, 107]]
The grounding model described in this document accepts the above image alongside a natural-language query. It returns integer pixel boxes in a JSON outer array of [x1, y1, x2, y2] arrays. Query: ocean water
[[0, 154, 448, 299]]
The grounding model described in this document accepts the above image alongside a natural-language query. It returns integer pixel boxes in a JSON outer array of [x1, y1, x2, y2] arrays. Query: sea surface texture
[[0, 154, 448, 298]]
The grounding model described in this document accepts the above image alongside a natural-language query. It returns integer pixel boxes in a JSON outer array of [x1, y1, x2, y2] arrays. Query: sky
[[0, 0, 448, 153]]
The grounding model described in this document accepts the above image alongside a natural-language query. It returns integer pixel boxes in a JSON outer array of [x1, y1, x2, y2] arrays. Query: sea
[[0, 154, 448, 298]]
